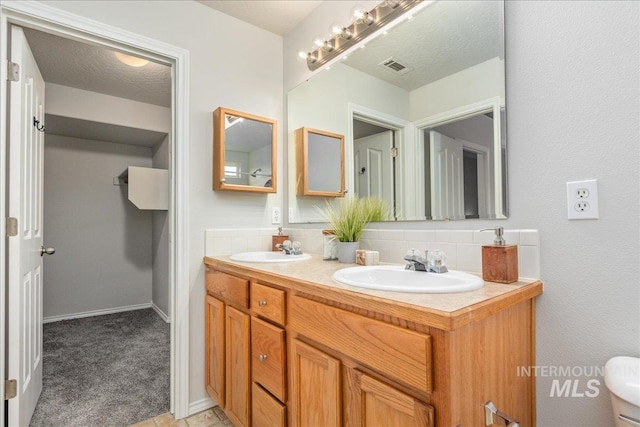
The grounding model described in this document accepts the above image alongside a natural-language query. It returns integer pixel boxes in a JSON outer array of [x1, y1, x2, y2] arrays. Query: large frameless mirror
[[287, 0, 506, 222]]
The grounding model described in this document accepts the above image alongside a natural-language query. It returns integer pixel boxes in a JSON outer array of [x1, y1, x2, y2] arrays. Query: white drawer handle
[[258, 300, 268, 307], [258, 354, 268, 362]]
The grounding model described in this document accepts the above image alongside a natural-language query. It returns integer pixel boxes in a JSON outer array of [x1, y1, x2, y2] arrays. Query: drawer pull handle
[[258, 300, 268, 307], [258, 354, 268, 362]]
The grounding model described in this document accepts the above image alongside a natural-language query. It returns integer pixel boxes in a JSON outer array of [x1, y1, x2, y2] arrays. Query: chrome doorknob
[[40, 246, 55, 256]]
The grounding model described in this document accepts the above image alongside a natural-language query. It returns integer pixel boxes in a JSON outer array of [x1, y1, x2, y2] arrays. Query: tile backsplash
[[205, 227, 540, 280]]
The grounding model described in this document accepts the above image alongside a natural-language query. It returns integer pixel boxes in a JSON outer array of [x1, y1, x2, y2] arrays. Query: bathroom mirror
[[213, 107, 277, 193], [295, 127, 345, 197], [287, 0, 506, 222]]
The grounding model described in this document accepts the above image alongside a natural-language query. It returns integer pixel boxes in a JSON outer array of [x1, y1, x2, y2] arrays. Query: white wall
[[40, 0, 284, 408], [287, 62, 409, 221], [409, 57, 505, 121], [46, 83, 171, 133], [43, 135, 153, 319], [284, 1, 640, 425], [152, 136, 170, 320]]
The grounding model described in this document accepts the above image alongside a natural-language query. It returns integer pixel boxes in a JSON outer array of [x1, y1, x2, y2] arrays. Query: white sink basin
[[229, 251, 311, 263], [333, 265, 484, 293]]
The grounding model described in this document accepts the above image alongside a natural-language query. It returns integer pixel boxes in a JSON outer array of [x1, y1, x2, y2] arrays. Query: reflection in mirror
[[296, 127, 345, 197], [287, 0, 506, 222], [213, 107, 277, 193]]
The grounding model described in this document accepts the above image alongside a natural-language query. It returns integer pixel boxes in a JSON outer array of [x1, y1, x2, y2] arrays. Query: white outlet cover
[[271, 206, 281, 224], [567, 179, 599, 220]]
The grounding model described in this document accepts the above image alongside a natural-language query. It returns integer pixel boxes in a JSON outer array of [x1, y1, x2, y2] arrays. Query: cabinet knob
[[258, 354, 268, 362], [258, 300, 268, 307]]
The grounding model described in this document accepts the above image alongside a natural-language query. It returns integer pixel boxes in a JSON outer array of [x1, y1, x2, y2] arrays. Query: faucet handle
[[404, 248, 425, 262]]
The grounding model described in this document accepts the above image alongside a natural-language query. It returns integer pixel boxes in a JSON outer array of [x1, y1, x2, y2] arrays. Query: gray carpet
[[30, 309, 170, 427]]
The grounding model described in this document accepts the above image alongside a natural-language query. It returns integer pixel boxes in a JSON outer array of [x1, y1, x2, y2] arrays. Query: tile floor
[[130, 407, 232, 427]]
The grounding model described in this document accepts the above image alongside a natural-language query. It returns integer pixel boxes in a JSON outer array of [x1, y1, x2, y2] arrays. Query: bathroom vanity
[[203, 256, 542, 427]]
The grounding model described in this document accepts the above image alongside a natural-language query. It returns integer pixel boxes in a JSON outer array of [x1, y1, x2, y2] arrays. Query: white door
[[354, 130, 394, 207], [429, 131, 464, 220], [7, 25, 47, 427]]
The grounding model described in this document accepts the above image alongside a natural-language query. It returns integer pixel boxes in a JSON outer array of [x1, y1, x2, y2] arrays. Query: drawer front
[[252, 383, 286, 427], [251, 282, 285, 326], [251, 317, 286, 401], [206, 268, 249, 309], [291, 296, 432, 393]]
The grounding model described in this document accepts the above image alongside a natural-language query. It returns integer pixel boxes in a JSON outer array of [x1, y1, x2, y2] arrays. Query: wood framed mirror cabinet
[[213, 107, 277, 193]]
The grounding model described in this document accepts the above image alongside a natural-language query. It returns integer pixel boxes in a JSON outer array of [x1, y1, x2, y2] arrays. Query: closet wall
[[42, 84, 171, 322], [43, 135, 154, 321]]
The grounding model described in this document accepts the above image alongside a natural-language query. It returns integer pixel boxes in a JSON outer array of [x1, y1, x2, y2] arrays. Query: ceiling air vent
[[379, 57, 413, 75]]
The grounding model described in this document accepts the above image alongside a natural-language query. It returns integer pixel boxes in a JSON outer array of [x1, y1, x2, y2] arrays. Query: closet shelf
[[119, 166, 168, 210]]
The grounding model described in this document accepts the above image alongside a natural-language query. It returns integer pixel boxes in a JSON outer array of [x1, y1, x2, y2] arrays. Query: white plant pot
[[337, 241, 360, 263]]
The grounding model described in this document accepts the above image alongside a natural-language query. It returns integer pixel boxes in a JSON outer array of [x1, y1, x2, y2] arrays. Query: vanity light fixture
[[114, 51, 149, 67], [300, 0, 423, 72]]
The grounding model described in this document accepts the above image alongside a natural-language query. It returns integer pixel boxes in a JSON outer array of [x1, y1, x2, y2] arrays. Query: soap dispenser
[[481, 227, 518, 283], [272, 227, 289, 252]]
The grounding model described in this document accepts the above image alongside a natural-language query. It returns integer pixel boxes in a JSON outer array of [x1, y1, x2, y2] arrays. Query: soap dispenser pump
[[272, 227, 289, 252], [480, 227, 518, 283]]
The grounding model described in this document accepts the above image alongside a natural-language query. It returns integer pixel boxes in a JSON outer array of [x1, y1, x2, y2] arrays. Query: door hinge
[[7, 61, 19, 82], [391, 147, 398, 158], [6, 217, 18, 237], [5, 379, 17, 400]]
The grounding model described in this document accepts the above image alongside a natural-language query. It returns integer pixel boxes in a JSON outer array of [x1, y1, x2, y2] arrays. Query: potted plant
[[320, 196, 389, 263]]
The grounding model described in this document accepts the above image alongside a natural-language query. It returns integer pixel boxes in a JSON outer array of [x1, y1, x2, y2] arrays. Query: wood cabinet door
[[344, 368, 434, 427], [290, 339, 341, 427], [225, 306, 251, 427], [205, 295, 225, 406]]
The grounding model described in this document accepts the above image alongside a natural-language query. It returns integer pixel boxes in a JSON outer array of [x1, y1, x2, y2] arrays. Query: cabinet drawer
[[291, 296, 432, 393], [252, 383, 286, 427], [206, 268, 249, 309], [251, 282, 285, 326], [251, 317, 286, 401]]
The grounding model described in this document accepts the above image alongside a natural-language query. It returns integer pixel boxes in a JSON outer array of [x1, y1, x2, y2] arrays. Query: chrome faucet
[[276, 240, 303, 255], [403, 249, 448, 273]]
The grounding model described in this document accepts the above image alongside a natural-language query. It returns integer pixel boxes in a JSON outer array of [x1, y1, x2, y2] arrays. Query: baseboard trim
[[188, 397, 217, 416], [151, 302, 171, 323], [43, 303, 153, 324]]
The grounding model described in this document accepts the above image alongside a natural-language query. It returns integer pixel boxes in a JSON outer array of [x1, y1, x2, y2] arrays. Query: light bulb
[[313, 36, 325, 48], [114, 52, 149, 67]]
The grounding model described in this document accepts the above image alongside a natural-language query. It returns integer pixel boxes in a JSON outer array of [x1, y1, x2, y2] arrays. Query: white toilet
[[604, 356, 640, 426]]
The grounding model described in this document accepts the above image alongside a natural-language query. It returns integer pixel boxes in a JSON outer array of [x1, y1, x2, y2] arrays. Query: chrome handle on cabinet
[[258, 300, 267, 307], [619, 414, 640, 427], [40, 246, 56, 256], [258, 354, 268, 362], [484, 401, 519, 427]]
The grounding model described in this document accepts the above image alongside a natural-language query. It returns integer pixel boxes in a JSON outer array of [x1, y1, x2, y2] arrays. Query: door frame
[[0, 1, 191, 420], [347, 103, 411, 220]]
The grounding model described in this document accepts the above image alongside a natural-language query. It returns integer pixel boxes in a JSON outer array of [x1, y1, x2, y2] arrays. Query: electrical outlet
[[567, 180, 599, 220], [271, 207, 281, 224]]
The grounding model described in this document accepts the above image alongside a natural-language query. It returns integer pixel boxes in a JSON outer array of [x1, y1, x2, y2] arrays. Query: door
[[354, 130, 394, 208], [429, 130, 464, 220], [225, 306, 251, 427], [7, 25, 46, 427], [344, 368, 434, 427], [205, 295, 225, 406], [290, 339, 341, 427]]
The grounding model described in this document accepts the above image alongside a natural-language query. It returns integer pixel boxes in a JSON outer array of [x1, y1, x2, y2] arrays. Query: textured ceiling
[[344, 1, 504, 91], [197, 0, 322, 36], [23, 28, 171, 108]]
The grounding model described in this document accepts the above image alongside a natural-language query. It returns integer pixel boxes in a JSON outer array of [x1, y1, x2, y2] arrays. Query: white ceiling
[[344, 1, 504, 91], [23, 28, 171, 108], [197, 0, 322, 36]]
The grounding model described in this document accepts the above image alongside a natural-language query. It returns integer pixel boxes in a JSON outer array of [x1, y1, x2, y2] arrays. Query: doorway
[[1, 2, 191, 424]]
